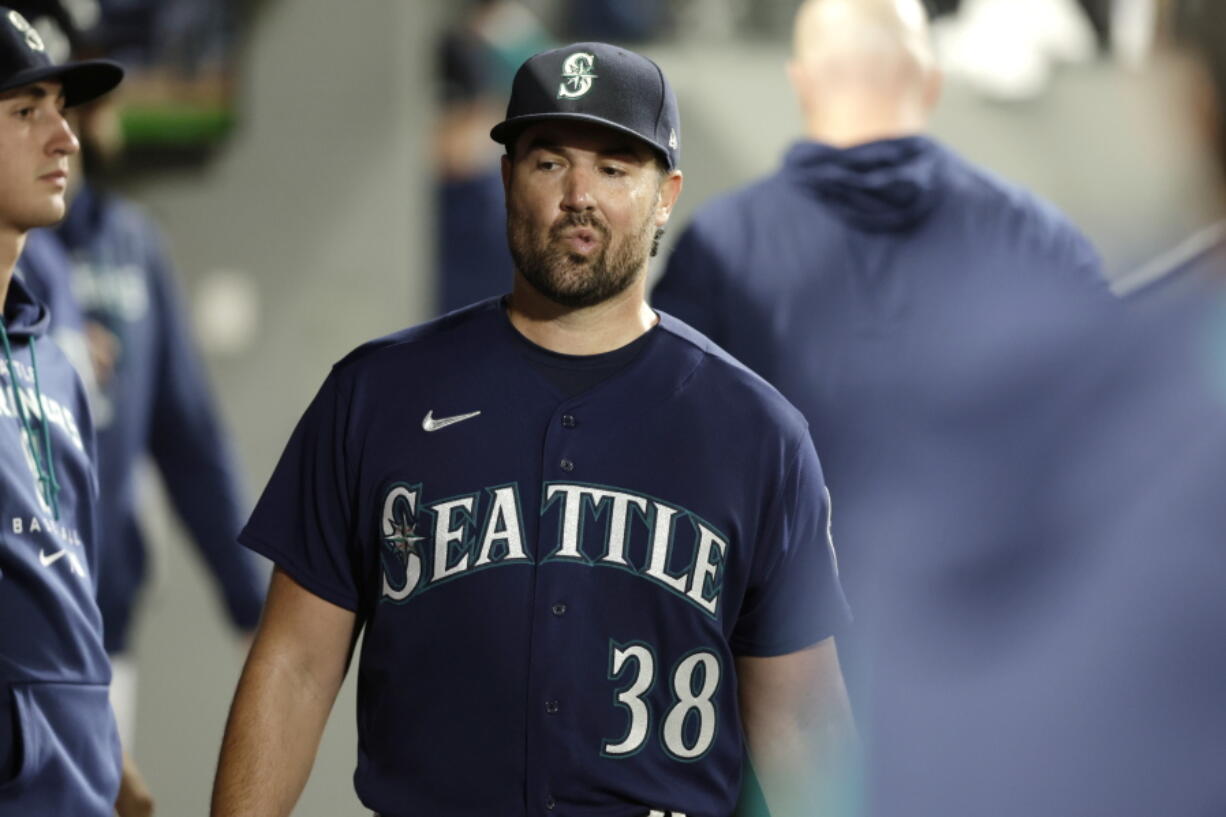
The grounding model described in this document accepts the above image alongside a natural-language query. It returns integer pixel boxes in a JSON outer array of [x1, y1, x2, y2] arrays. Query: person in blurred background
[[9, 0, 264, 761], [864, 3, 1226, 814], [0, 8, 142, 814], [652, 0, 1111, 712], [434, 0, 550, 314], [56, 67, 265, 751]]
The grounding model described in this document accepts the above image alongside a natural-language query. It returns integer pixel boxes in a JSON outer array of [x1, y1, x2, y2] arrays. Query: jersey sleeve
[[730, 436, 851, 657], [239, 369, 361, 612]]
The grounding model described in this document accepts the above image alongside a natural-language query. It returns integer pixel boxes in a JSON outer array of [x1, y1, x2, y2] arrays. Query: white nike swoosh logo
[[39, 549, 67, 567], [422, 409, 482, 432]]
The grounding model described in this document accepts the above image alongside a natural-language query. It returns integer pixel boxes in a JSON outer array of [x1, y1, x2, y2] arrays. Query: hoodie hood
[[783, 135, 946, 233], [3, 271, 51, 338], [56, 181, 105, 252]]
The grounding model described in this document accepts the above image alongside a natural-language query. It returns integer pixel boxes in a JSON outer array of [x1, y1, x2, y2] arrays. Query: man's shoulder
[[684, 170, 800, 234], [333, 297, 506, 375], [941, 146, 1081, 232], [655, 311, 810, 440]]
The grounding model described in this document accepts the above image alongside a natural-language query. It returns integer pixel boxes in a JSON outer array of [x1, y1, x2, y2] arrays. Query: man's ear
[[655, 170, 684, 227]]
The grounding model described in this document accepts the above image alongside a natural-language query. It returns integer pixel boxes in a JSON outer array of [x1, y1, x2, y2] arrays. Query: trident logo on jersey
[[558, 52, 597, 99], [380, 484, 425, 601]]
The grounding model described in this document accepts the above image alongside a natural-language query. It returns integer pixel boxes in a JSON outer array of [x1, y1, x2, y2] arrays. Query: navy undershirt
[[510, 319, 656, 399]]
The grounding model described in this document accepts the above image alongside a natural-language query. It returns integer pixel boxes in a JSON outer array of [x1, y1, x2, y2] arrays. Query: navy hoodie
[[53, 184, 263, 652], [652, 136, 1113, 682], [862, 233, 1226, 817], [0, 275, 121, 815]]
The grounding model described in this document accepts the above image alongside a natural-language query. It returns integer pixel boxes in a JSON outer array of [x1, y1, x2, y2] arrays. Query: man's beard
[[507, 206, 654, 309]]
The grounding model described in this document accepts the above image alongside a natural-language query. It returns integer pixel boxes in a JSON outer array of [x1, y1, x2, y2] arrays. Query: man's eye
[[537, 159, 560, 170], [600, 166, 626, 177], [14, 106, 35, 118]]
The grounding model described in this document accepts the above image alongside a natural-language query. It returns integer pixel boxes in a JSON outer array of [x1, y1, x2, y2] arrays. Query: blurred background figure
[[59, 85, 265, 751], [434, 0, 550, 314], [861, 2, 1226, 815], [11, 0, 264, 755], [652, 0, 1110, 718]]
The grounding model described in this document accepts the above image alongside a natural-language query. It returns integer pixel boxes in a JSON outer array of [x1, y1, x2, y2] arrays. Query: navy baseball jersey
[[54, 183, 263, 653], [241, 298, 849, 817], [0, 276, 121, 816]]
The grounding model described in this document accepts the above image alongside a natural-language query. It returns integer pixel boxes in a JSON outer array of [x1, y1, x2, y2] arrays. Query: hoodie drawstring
[[0, 316, 61, 520]]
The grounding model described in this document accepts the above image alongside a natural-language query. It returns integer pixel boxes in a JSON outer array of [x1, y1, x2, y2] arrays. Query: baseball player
[[0, 7, 128, 815], [650, 0, 1111, 704], [211, 42, 854, 817]]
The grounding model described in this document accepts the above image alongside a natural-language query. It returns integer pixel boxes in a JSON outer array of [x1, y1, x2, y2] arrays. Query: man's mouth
[[560, 228, 601, 253], [39, 169, 68, 188]]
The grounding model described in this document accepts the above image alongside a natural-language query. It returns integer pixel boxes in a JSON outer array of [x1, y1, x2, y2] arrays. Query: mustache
[[550, 213, 610, 240]]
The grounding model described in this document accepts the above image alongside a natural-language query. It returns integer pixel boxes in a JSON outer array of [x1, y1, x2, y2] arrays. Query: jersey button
[[544, 795, 556, 810], [545, 700, 560, 714], [552, 602, 567, 616], [561, 414, 576, 428], [560, 458, 574, 472]]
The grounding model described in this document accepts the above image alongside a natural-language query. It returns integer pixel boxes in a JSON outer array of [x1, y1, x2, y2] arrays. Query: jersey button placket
[[560, 413, 577, 470]]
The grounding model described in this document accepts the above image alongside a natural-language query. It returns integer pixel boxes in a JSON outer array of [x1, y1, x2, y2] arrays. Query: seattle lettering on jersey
[[379, 481, 729, 617]]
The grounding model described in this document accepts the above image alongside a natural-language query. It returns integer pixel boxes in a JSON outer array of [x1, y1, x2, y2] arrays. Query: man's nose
[[560, 166, 596, 212], [47, 111, 80, 157]]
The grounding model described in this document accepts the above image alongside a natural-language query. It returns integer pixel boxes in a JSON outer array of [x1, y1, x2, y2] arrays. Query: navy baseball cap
[[491, 41, 681, 170], [0, 6, 122, 106]]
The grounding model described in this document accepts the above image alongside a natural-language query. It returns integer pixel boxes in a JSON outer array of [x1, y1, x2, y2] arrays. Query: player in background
[[6, 0, 264, 759], [864, 4, 1226, 815], [650, 0, 1112, 705], [0, 8, 149, 815], [54, 69, 265, 751], [212, 42, 856, 817]]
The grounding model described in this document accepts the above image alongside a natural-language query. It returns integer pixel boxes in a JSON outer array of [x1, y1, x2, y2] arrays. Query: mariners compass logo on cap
[[491, 42, 682, 170], [558, 51, 596, 99], [6, 10, 44, 52]]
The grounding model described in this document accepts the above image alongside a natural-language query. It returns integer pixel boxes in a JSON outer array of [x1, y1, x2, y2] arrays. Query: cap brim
[[0, 59, 124, 107], [491, 112, 675, 169]]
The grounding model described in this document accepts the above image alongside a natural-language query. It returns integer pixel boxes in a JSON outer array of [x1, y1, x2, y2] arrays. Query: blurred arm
[[210, 568, 357, 817], [145, 238, 264, 632], [114, 751, 154, 817], [737, 637, 858, 817]]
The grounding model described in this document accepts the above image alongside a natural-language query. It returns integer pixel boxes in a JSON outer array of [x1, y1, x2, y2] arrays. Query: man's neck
[[0, 226, 26, 315], [507, 273, 657, 355]]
